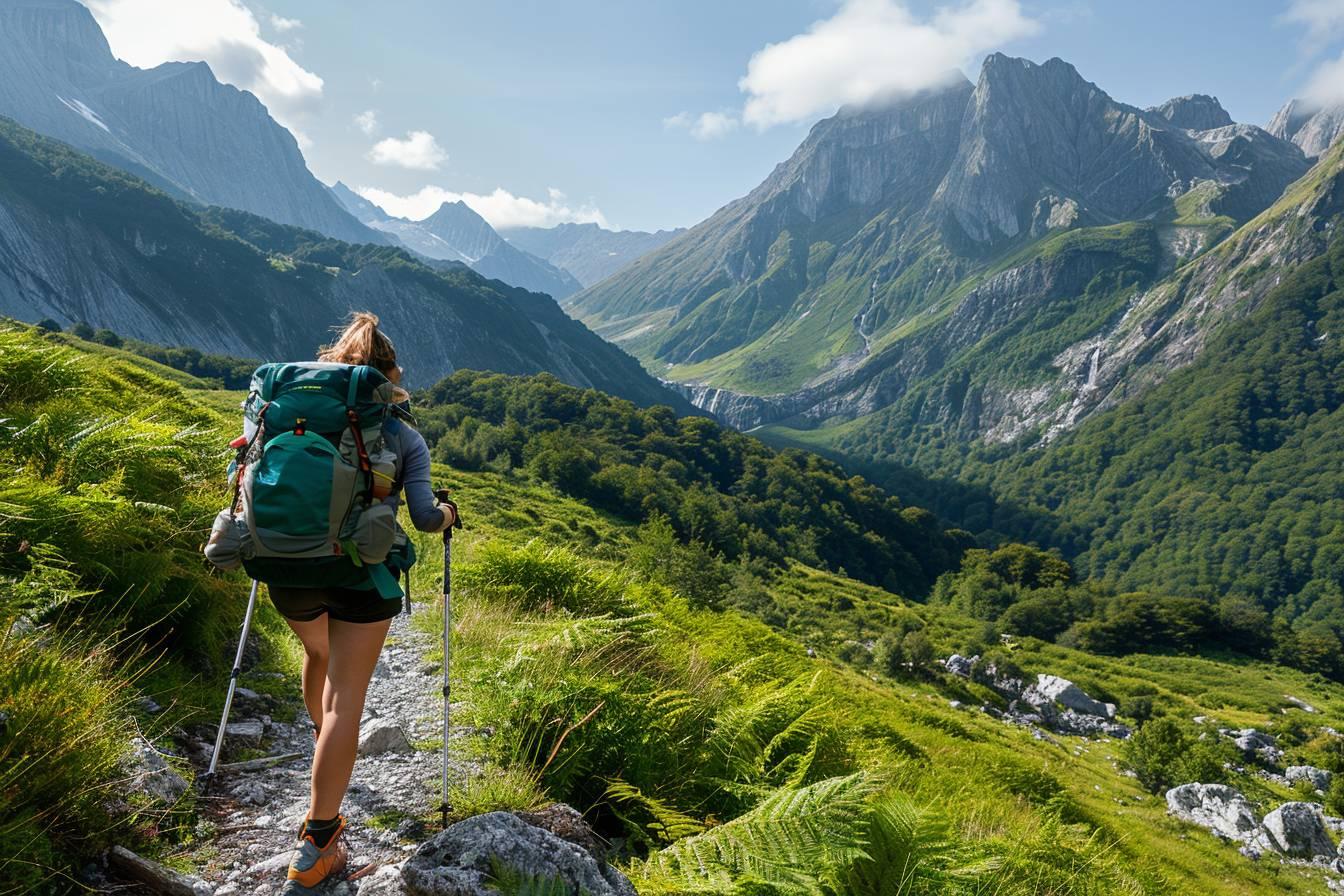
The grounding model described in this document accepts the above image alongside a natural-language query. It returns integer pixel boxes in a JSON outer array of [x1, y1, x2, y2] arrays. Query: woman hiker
[[262, 313, 457, 892]]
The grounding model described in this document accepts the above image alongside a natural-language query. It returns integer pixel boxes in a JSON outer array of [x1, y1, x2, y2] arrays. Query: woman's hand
[[433, 489, 460, 531]]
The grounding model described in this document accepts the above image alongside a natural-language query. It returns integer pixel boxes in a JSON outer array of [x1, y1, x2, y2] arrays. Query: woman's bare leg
[[283, 615, 329, 734], [310, 617, 391, 819]]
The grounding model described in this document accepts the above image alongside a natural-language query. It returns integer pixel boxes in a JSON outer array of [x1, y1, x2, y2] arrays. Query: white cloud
[[269, 13, 302, 33], [367, 130, 448, 170], [1283, 1, 1344, 106], [737, 0, 1039, 128], [1283, 0, 1344, 53], [1304, 52, 1344, 106], [664, 110, 739, 140], [354, 109, 379, 135], [692, 111, 739, 140], [84, 0, 323, 134], [356, 185, 609, 230]]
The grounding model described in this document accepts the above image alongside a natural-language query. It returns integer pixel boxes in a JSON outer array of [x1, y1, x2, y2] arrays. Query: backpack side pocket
[[204, 510, 252, 570]]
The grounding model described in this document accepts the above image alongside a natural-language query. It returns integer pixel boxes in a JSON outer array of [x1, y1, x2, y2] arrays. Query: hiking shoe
[[285, 815, 347, 890]]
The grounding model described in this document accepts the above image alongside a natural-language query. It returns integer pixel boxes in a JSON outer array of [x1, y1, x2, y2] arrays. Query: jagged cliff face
[[933, 56, 1305, 243], [329, 186, 581, 300], [0, 0, 378, 245], [1269, 99, 1344, 159], [568, 54, 1316, 449], [0, 118, 690, 412]]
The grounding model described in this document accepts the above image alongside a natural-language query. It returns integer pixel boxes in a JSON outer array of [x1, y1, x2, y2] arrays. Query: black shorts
[[268, 579, 403, 624]]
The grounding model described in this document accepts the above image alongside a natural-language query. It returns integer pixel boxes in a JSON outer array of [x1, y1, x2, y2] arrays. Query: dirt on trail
[[183, 610, 477, 896]]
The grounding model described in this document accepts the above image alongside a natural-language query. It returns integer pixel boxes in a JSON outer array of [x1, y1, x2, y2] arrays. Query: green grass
[[0, 323, 293, 893], [402, 461, 1337, 894], [3, 321, 1340, 894]]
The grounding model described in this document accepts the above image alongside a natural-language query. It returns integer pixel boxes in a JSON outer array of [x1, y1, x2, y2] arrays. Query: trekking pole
[[202, 578, 260, 791], [435, 492, 462, 827]]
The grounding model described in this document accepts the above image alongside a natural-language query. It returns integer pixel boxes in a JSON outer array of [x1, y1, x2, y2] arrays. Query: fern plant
[[843, 793, 988, 896], [632, 774, 879, 896]]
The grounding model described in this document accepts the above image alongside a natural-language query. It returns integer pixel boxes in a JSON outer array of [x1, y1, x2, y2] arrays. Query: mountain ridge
[[501, 221, 684, 287], [0, 115, 691, 411], [0, 0, 382, 245], [330, 183, 582, 299]]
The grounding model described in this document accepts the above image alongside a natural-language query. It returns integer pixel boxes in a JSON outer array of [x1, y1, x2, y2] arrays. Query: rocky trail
[[199, 609, 477, 895], [96, 600, 638, 896]]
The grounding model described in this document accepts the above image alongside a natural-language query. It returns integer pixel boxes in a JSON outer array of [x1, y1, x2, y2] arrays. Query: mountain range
[[329, 182, 583, 299], [567, 55, 1314, 440], [0, 115, 690, 411], [502, 222, 684, 288], [0, 0, 380, 245], [557, 51, 1344, 629]]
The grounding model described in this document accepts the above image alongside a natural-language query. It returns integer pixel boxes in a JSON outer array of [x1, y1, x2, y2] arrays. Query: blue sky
[[86, 0, 1344, 232]]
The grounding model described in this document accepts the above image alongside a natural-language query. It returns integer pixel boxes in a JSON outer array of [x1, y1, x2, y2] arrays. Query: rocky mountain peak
[[0, 0, 119, 84], [933, 55, 1306, 245], [1269, 98, 1344, 158], [933, 54, 1157, 243], [0, 0, 379, 245], [1148, 94, 1234, 131], [330, 181, 392, 224]]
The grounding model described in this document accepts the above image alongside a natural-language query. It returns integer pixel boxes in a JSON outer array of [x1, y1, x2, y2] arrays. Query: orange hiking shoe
[[283, 815, 347, 891]]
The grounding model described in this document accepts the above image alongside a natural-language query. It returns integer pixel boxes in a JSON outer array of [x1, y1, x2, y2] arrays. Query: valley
[[3, 1, 1344, 893]]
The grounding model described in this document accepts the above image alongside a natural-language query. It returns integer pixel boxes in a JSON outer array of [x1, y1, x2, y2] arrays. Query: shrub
[[457, 540, 626, 615], [1326, 776, 1344, 816], [1122, 718, 1232, 794]]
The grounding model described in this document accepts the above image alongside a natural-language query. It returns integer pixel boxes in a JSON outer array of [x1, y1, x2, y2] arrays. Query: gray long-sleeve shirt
[[382, 416, 443, 532]]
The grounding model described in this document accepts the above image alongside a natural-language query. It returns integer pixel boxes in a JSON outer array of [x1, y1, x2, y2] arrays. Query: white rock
[[1023, 674, 1115, 719], [124, 736, 189, 805], [1262, 802, 1335, 857], [224, 720, 265, 744], [1286, 765, 1333, 792], [359, 720, 414, 757], [1165, 783, 1274, 851]]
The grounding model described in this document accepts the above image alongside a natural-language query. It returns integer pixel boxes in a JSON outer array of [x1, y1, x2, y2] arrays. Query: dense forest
[[831, 232, 1344, 673], [415, 370, 972, 598]]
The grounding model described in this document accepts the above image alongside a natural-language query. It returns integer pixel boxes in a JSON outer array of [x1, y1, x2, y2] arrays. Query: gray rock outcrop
[[1269, 99, 1344, 158], [1021, 674, 1116, 719], [1229, 729, 1283, 764], [388, 811, 635, 896], [1148, 94, 1234, 131], [943, 654, 977, 677], [1165, 784, 1274, 851], [1262, 802, 1335, 858], [1287, 766, 1333, 792]]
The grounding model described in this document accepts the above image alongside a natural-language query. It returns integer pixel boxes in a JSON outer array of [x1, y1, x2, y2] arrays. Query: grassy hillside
[[2, 322, 1340, 894]]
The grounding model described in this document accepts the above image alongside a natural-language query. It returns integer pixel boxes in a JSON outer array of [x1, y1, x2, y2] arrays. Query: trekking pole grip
[[434, 488, 463, 539]]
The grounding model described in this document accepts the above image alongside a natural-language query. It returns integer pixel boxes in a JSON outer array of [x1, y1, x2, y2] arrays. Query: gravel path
[[194, 610, 478, 896]]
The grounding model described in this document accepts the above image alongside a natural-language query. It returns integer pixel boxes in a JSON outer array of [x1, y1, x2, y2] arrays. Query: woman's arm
[[396, 426, 456, 532]]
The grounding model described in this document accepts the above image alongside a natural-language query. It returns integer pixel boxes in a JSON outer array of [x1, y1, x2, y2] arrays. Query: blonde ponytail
[[318, 312, 409, 400], [319, 312, 397, 369]]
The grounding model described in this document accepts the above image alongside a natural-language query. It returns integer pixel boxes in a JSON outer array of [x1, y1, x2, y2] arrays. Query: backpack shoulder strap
[[260, 363, 281, 401], [347, 365, 368, 410]]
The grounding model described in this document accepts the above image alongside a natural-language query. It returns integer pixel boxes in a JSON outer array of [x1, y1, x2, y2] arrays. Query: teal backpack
[[204, 362, 415, 598]]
